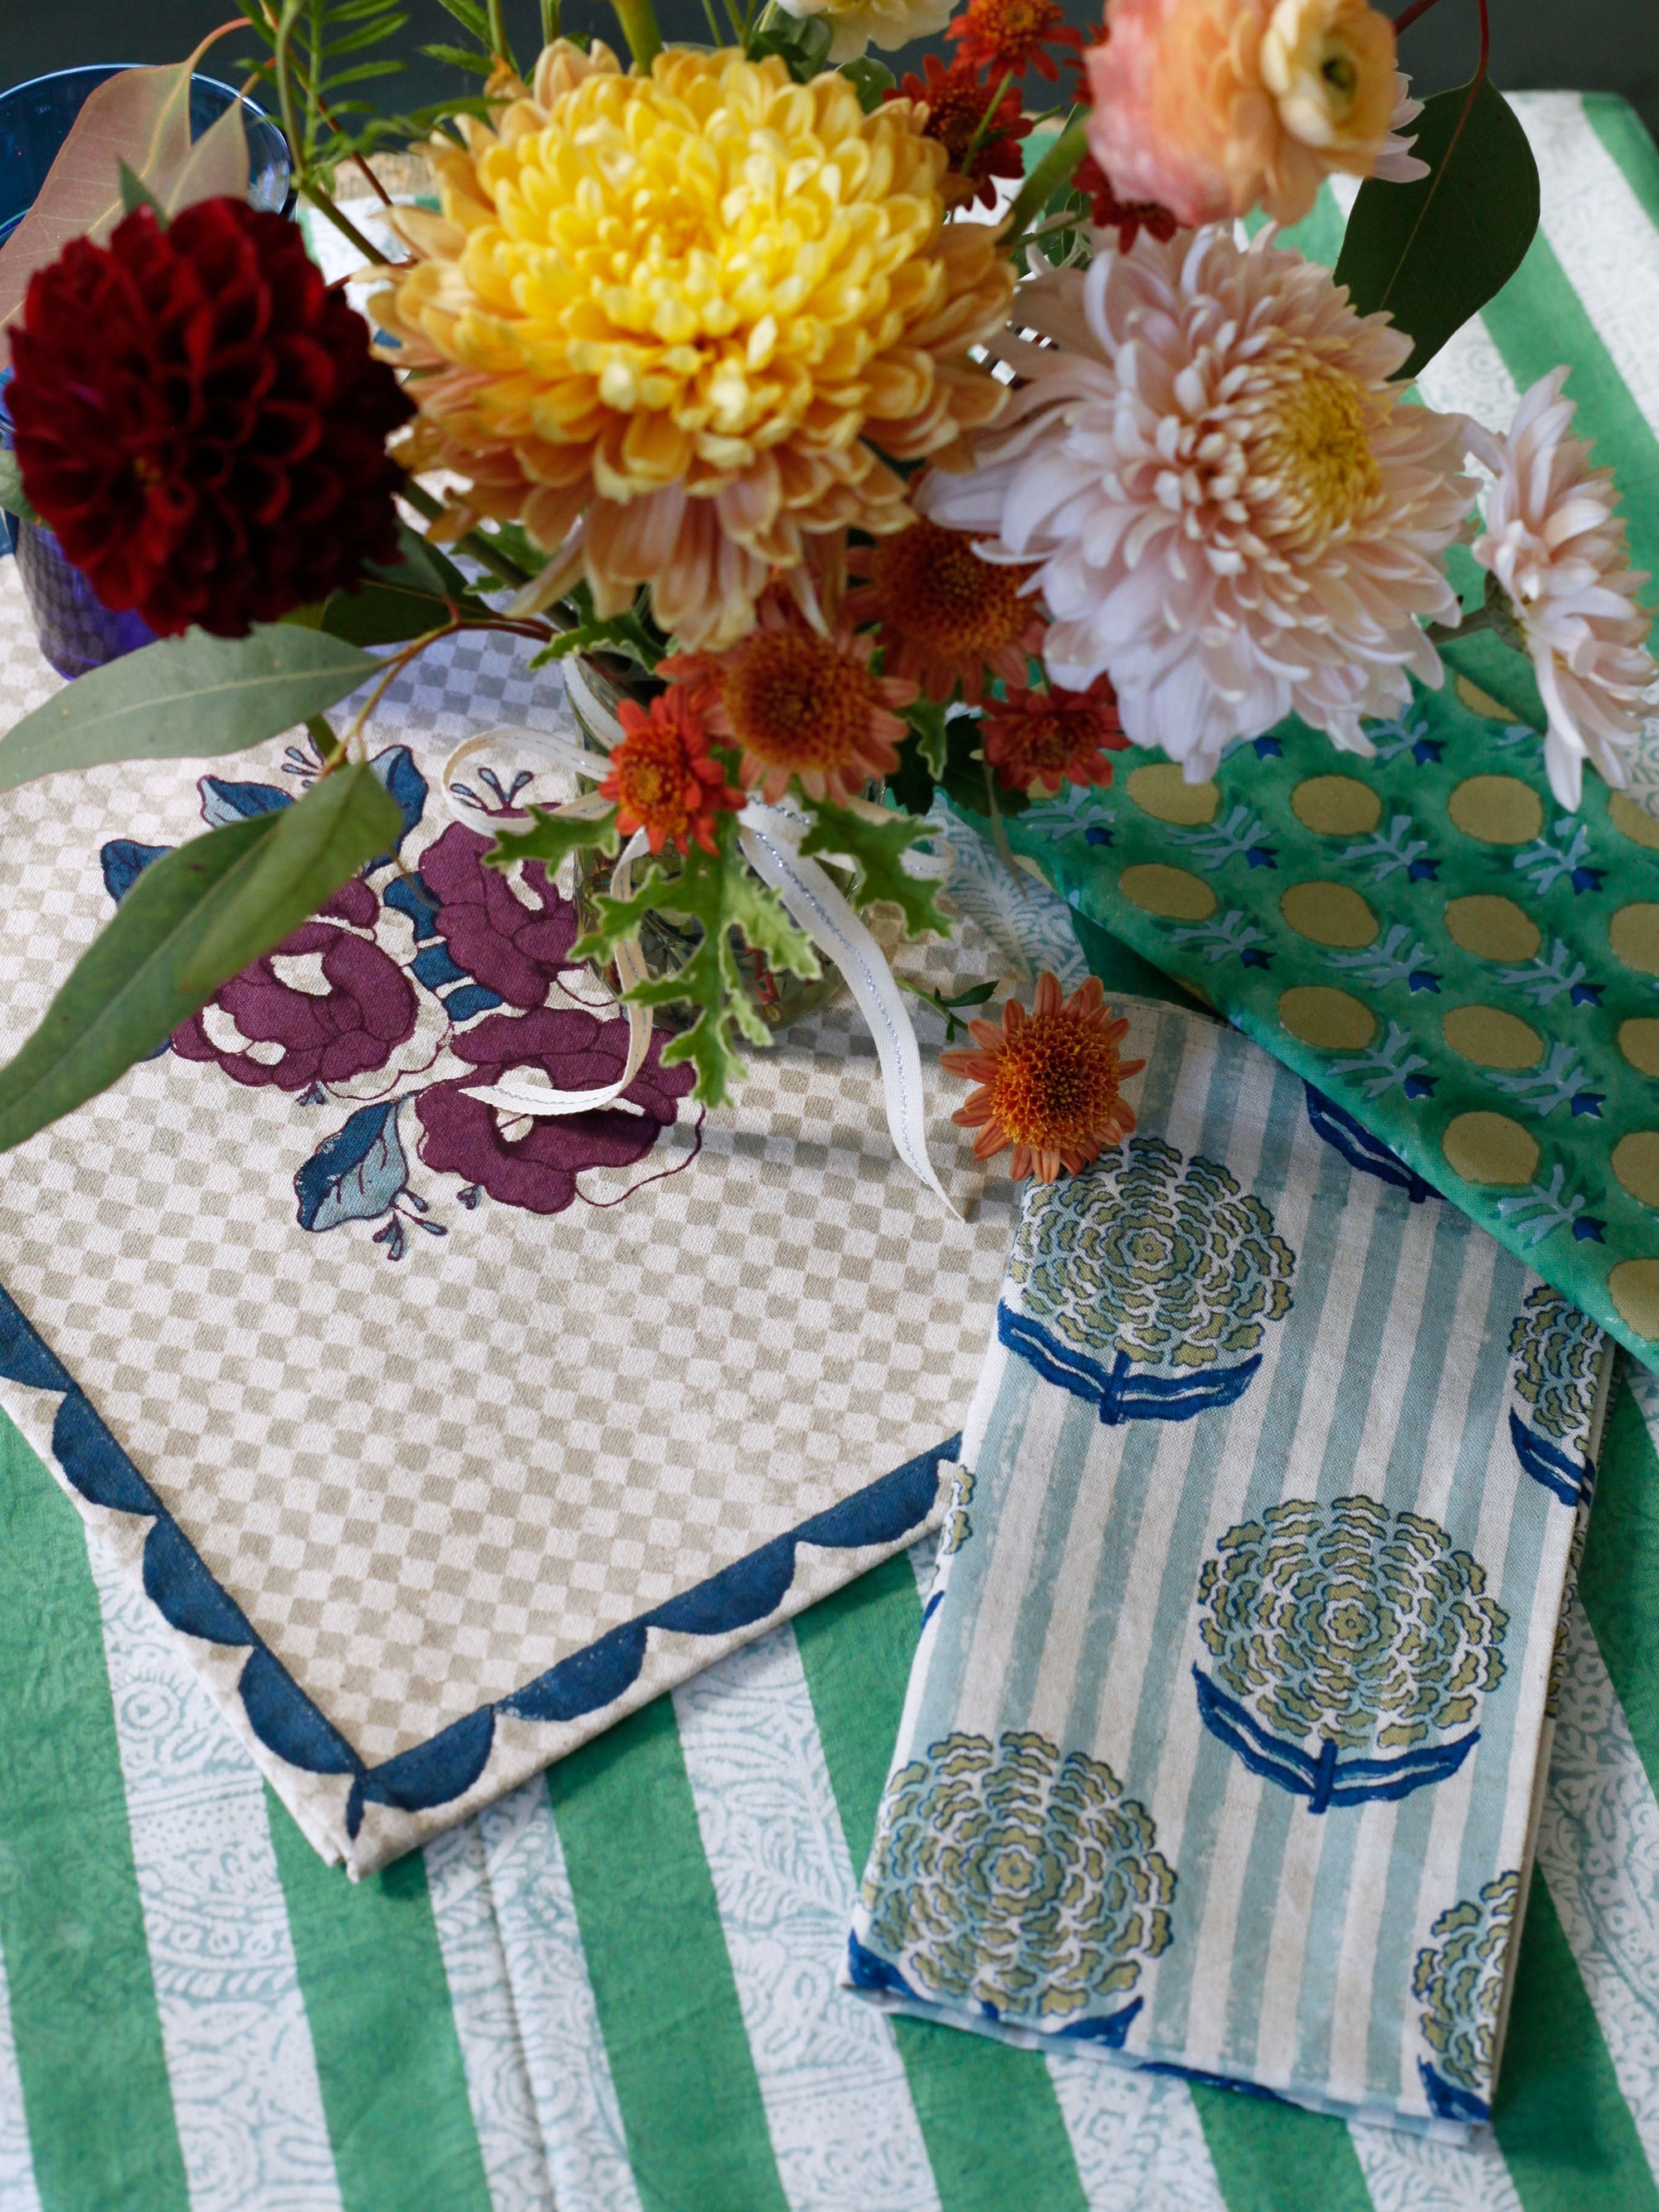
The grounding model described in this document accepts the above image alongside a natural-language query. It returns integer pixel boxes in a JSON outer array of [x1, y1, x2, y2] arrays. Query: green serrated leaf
[[798, 798, 951, 940], [839, 56, 895, 113], [0, 450, 39, 527], [0, 625, 378, 795], [0, 764, 401, 1154], [908, 699, 950, 782], [748, 8, 833, 81], [1333, 76, 1540, 381], [574, 818, 819, 1106], [934, 714, 1030, 821], [484, 805, 620, 873]]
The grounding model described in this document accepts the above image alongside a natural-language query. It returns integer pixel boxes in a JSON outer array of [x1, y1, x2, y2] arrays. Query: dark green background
[[0, 0, 1654, 140]]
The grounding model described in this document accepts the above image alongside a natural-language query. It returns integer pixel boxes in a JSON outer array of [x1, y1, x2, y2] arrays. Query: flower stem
[[963, 69, 1017, 172], [398, 479, 541, 589], [299, 182, 400, 269], [541, 0, 561, 41], [611, 0, 664, 68], [1002, 108, 1088, 245], [486, 0, 515, 68]]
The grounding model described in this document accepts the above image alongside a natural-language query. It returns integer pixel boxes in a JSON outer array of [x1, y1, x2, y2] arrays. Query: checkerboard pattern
[[0, 566, 1024, 1791]]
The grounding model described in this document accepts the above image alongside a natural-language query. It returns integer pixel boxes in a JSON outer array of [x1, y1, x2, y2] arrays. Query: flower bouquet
[[0, 0, 1650, 1190]]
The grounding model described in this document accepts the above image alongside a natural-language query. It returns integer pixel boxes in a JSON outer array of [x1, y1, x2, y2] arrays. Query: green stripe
[[0, 1417, 188, 2212], [546, 1695, 791, 2212], [265, 1791, 490, 2212], [1481, 228, 1659, 603], [1584, 95, 1659, 236], [795, 1555, 1092, 2212], [1189, 2086, 1373, 2212], [1574, 1378, 1659, 1799], [1495, 1870, 1659, 2210]]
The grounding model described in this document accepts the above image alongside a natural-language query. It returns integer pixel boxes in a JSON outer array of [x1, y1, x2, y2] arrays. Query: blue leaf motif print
[[294, 1098, 410, 1232], [370, 743, 428, 858], [1194, 1495, 1507, 1811], [1303, 1083, 1435, 1203], [859, 1730, 1175, 2032], [100, 839, 171, 905], [1000, 1135, 1296, 1424], [197, 775, 294, 828]]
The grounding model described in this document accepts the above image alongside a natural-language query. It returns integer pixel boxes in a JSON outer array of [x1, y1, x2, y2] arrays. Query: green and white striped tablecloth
[[2, 86, 1659, 2212]]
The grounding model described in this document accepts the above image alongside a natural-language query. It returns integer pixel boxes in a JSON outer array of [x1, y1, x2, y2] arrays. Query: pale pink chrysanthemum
[[1468, 369, 1657, 809], [1374, 71, 1429, 183], [919, 226, 1473, 779]]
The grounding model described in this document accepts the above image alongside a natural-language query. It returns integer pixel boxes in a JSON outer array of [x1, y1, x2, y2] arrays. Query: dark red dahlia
[[8, 199, 413, 638]]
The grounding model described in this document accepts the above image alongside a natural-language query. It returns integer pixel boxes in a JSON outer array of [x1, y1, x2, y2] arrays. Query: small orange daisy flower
[[659, 593, 918, 805], [888, 56, 1033, 210], [598, 687, 744, 856], [1073, 153, 1180, 253], [981, 673, 1130, 795], [946, 0, 1085, 83], [941, 973, 1144, 1182], [846, 518, 1045, 707]]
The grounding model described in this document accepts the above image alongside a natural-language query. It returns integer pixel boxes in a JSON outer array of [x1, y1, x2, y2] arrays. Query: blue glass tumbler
[[0, 68, 292, 679]]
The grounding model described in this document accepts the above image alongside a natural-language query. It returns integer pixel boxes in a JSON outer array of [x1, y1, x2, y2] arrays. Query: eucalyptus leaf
[[320, 526, 488, 646], [0, 763, 401, 1154], [1334, 76, 1540, 380], [0, 450, 38, 527], [0, 625, 379, 794]]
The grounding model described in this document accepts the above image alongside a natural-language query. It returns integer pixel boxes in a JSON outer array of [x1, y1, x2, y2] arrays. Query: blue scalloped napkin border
[[0, 1281, 956, 1840]]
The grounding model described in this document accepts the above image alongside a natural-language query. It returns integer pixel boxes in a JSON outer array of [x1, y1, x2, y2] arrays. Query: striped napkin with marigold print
[[846, 990, 1615, 2136]]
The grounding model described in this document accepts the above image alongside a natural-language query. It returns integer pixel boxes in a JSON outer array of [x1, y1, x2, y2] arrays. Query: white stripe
[[0, 1940, 42, 2212], [1346, 2117, 1526, 2211], [1515, 92, 1659, 439], [673, 1624, 941, 2212], [87, 1543, 342, 2212], [1046, 2059, 1225, 2212], [425, 1781, 643, 2212], [1535, 1599, 1659, 2169]]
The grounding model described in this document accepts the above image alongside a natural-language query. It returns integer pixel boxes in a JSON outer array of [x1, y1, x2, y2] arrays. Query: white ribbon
[[435, 689, 956, 1212]]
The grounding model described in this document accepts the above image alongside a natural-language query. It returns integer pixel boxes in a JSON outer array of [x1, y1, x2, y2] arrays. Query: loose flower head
[[920, 226, 1472, 778], [774, 0, 956, 64], [661, 593, 918, 804], [1085, 0, 1399, 227], [10, 200, 411, 638], [941, 973, 1144, 1182], [377, 42, 1014, 651], [946, 0, 1086, 81], [981, 674, 1129, 793], [1469, 369, 1657, 809], [846, 517, 1044, 703], [599, 688, 745, 856], [892, 55, 1033, 209]]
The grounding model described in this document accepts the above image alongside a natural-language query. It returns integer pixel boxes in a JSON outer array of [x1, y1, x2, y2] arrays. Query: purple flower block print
[[419, 823, 581, 1009], [414, 1008, 694, 1215]]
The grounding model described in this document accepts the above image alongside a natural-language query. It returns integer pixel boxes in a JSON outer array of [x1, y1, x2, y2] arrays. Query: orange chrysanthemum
[[980, 673, 1130, 794], [947, 0, 1085, 80], [598, 688, 744, 856], [941, 973, 1144, 1181], [846, 518, 1045, 705], [890, 55, 1033, 208], [660, 593, 919, 804]]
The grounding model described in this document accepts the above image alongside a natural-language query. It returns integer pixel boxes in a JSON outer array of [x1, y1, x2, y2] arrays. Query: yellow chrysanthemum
[[377, 41, 1016, 647]]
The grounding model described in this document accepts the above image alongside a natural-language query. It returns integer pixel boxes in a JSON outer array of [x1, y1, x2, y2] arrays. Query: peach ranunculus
[[1085, 0, 1399, 228]]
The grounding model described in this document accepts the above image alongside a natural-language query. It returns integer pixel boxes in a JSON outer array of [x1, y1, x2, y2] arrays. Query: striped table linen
[[2, 86, 1659, 2212]]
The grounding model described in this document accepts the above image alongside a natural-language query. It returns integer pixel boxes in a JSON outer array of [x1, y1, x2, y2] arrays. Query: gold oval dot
[[1442, 1004, 1545, 1071], [1278, 881, 1378, 949], [1454, 675, 1519, 722], [1277, 986, 1376, 1052], [1117, 863, 1217, 921], [1621, 1019, 1659, 1077], [1611, 904, 1659, 976], [1443, 895, 1541, 963], [1441, 1111, 1540, 1187], [1125, 765, 1219, 826], [1613, 1133, 1659, 1208], [1609, 794, 1659, 850], [1447, 775, 1545, 845], [1291, 776, 1383, 836], [1612, 1259, 1659, 1340]]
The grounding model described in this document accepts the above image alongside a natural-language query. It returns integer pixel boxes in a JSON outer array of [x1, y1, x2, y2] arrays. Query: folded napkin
[[845, 993, 1614, 2135]]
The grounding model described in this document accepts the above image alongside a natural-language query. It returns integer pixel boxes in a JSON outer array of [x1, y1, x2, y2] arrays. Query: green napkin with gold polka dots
[[1002, 640, 1659, 1378]]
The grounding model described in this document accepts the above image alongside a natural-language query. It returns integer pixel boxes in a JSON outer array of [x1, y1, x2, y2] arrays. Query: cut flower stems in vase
[[0, 0, 1645, 1189]]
